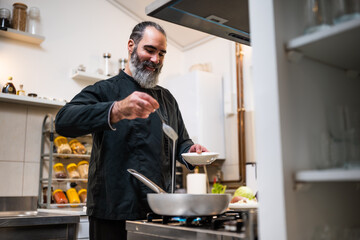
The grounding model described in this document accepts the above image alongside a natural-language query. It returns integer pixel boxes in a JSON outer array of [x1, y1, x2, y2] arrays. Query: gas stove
[[126, 210, 257, 240]]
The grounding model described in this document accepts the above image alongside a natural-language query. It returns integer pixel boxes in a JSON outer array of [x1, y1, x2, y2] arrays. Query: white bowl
[[181, 152, 219, 165]]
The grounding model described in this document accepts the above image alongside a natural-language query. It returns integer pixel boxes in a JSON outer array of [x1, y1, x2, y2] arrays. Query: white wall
[[0, 0, 184, 101]]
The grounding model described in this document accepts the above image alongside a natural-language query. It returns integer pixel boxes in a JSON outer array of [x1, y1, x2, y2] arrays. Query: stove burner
[[146, 211, 245, 232]]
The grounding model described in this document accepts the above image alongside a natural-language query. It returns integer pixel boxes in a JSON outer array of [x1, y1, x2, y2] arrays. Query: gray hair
[[129, 21, 166, 44]]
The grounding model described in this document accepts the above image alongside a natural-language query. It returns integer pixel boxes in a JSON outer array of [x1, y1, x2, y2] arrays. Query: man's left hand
[[188, 144, 209, 154]]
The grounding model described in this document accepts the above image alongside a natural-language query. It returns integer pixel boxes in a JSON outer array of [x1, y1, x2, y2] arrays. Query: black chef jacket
[[55, 71, 194, 220]]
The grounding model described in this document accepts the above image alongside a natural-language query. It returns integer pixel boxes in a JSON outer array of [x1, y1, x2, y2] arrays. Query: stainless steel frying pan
[[127, 169, 231, 216]]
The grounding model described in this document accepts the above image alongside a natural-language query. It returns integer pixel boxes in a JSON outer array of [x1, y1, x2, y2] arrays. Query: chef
[[55, 21, 208, 240]]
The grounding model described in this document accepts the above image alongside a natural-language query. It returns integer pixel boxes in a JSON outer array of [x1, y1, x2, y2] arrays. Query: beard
[[129, 47, 163, 89]]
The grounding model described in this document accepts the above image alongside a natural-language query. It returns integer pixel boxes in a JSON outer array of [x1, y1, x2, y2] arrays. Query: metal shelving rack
[[38, 114, 91, 209]]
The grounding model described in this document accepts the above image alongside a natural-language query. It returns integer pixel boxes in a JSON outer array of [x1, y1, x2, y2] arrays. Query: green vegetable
[[211, 183, 227, 194], [233, 186, 255, 200]]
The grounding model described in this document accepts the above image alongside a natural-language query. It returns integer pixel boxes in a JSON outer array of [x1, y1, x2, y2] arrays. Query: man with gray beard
[[55, 21, 208, 240]]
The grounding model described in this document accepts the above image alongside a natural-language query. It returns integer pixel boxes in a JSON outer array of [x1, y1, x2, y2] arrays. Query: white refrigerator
[[161, 70, 226, 159]]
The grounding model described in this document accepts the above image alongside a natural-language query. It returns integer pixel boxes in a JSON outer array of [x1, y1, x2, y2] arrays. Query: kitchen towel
[[186, 173, 206, 194]]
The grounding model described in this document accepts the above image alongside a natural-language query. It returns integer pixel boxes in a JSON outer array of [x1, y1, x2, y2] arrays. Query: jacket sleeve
[[55, 82, 114, 138]]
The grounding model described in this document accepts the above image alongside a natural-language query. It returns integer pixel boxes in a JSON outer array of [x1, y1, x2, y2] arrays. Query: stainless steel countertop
[[0, 211, 80, 227]]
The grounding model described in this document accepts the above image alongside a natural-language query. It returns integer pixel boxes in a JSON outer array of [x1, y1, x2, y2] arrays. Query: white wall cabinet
[[249, 1, 360, 240]]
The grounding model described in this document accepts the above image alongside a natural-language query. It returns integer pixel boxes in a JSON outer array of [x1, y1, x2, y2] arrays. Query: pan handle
[[127, 169, 167, 194]]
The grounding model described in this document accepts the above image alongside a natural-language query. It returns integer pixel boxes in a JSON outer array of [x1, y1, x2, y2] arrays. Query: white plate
[[181, 152, 219, 165], [228, 202, 258, 210]]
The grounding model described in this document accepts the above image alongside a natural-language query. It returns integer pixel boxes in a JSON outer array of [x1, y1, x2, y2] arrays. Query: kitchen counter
[[0, 210, 79, 240], [38, 207, 87, 216]]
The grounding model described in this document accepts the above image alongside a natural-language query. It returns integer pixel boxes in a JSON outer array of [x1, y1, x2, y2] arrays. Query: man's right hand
[[110, 91, 159, 124]]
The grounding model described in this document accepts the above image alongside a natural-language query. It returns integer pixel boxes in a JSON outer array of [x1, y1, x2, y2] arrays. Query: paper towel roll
[[186, 173, 206, 194]]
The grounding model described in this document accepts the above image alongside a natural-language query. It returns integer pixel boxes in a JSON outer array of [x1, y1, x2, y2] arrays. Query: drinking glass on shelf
[[332, 0, 360, 24], [324, 105, 349, 168], [342, 105, 360, 168], [304, 0, 332, 34], [319, 131, 345, 169]]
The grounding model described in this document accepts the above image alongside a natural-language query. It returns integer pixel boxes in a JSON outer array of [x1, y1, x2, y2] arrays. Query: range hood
[[146, 0, 250, 46]]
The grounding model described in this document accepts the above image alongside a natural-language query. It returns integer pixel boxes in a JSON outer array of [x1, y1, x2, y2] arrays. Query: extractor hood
[[146, 0, 250, 45]]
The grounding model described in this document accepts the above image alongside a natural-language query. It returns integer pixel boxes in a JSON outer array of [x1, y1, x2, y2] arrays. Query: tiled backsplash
[[0, 102, 58, 196]]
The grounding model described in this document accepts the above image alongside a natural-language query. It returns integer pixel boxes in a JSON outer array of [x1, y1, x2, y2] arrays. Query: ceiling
[[107, 0, 214, 51]]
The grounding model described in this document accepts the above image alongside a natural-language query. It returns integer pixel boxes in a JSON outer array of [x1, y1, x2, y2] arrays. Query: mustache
[[141, 60, 161, 72]]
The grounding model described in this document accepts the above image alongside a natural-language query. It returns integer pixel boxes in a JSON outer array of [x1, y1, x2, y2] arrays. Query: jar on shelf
[[78, 189, 87, 203], [54, 136, 71, 154], [66, 188, 80, 207], [12, 2, 28, 31], [42, 186, 54, 204], [53, 189, 68, 207], [53, 163, 67, 181], [66, 163, 80, 180], [0, 8, 11, 30], [77, 161, 89, 182], [69, 139, 86, 155], [26, 7, 40, 35], [83, 143, 92, 155]]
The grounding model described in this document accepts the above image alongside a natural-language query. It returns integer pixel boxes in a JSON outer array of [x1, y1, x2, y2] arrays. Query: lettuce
[[233, 186, 255, 200], [211, 183, 227, 194]]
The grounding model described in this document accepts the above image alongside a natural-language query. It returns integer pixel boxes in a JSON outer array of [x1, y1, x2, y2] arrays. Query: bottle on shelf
[[16, 84, 26, 96], [66, 187, 80, 208], [119, 58, 127, 73], [103, 53, 112, 76], [2, 77, 17, 94]]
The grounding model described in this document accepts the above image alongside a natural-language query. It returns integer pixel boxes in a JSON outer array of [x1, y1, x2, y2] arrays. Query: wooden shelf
[[286, 18, 360, 72], [71, 70, 107, 82], [0, 93, 65, 108], [0, 28, 45, 45], [295, 168, 360, 183]]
